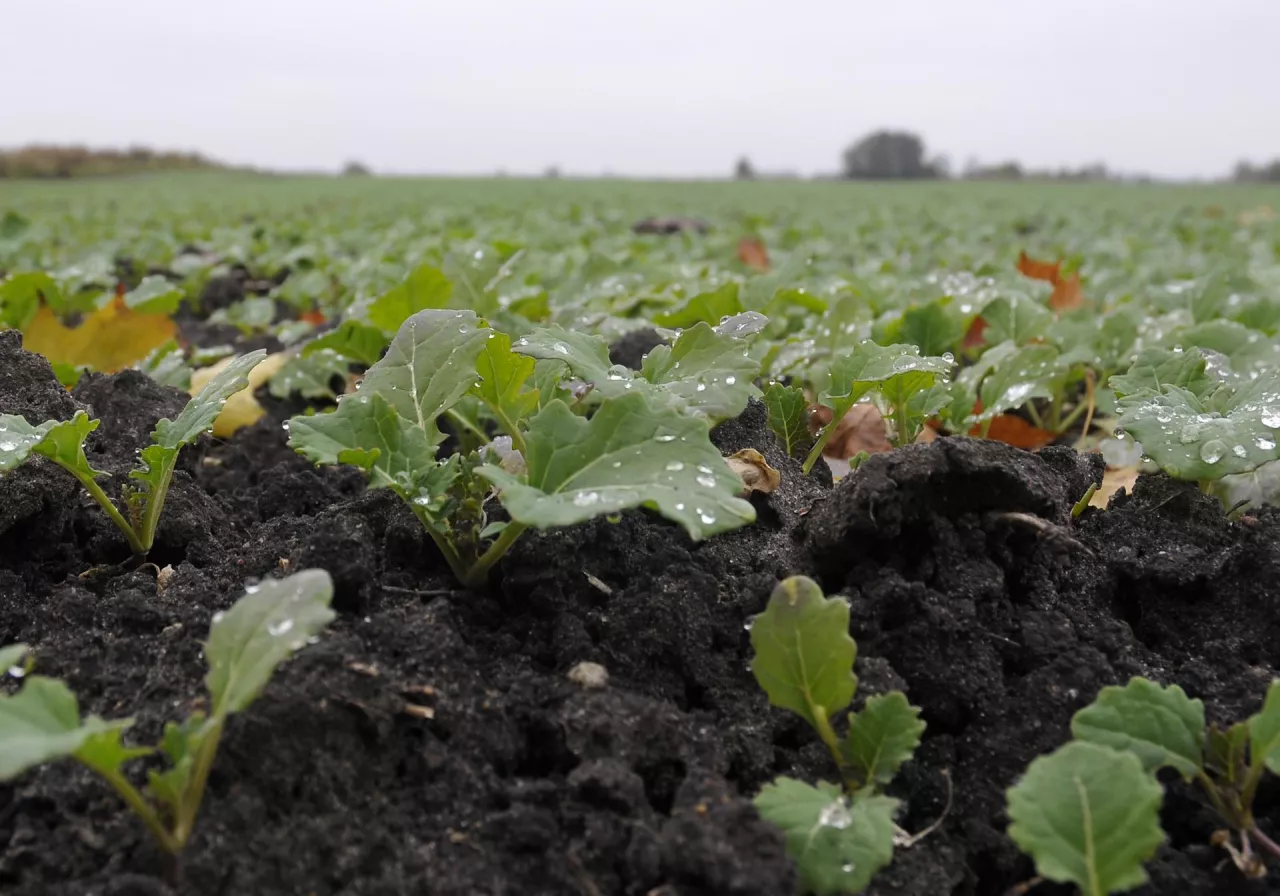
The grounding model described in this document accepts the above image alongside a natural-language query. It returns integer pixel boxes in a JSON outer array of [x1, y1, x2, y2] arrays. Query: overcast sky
[[4, 0, 1277, 178]]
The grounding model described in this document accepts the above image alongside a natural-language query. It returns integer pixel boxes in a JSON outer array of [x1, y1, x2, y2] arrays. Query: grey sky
[[5, 0, 1277, 178]]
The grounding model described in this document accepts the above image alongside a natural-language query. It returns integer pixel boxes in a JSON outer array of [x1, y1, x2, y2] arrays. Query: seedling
[[1007, 677, 1280, 894], [288, 310, 757, 588], [802, 341, 952, 472], [0, 351, 265, 559], [1111, 347, 1280, 487], [0, 570, 335, 860], [749, 576, 926, 894]]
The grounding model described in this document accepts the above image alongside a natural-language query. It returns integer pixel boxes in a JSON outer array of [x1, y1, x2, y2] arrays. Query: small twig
[[1250, 824, 1280, 862], [381, 585, 462, 598], [894, 768, 953, 849], [1002, 877, 1044, 896], [996, 512, 1095, 557]]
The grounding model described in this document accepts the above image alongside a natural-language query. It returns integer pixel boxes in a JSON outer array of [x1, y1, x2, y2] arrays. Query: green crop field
[[5, 171, 1280, 895]]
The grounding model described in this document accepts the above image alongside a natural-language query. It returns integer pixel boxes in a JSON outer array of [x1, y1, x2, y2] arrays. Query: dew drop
[[1233, 444, 1247, 458], [244, 579, 261, 594], [818, 800, 852, 830], [665, 461, 684, 472], [268, 618, 294, 637], [573, 491, 600, 507], [0, 441, 15, 452], [1263, 412, 1280, 429], [699, 511, 716, 524], [611, 460, 622, 468], [655, 434, 677, 443], [1200, 439, 1226, 465], [552, 342, 571, 355], [695, 382, 707, 392], [725, 376, 736, 385], [696, 474, 716, 488], [675, 503, 685, 511], [7, 665, 26, 679], [1257, 435, 1277, 451], [212, 611, 226, 624]]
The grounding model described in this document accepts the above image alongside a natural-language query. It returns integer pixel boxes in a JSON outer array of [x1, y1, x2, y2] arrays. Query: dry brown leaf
[[725, 448, 781, 496], [190, 351, 288, 438], [23, 297, 177, 372], [1048, 271, 1085, 312], [737, 237, 771, 273], [1016, 251, 1061, 284], [1239, 205, 1276, 226], [821, 403, 893, 459], [969, 412, 1057, 450], [1091, 465, 1139, 509], [962, 316, 988, 350]]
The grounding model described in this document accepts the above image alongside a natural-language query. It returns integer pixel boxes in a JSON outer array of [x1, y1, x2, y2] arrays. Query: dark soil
[[4, 331, 1280, 895]]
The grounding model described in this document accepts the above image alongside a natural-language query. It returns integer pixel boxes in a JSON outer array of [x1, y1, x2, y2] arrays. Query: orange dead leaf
[[969, 413, 1057, 450], [737, 237, 770, 273], [23, 297, 177, 372], [962, 316, 988, 349], [1048, 271, 1085, 312], [1016, 251, 1060, 284], [299, 309, 327, 326]]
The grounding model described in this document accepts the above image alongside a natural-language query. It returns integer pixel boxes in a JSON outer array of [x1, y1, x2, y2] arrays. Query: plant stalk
[[92, 764, 180, 854], [64, 466, 147, 556], [802, 426, 836, 475], [136, 461, 178, 554], [173, 718, 225, 848], [463, 521, 529, 588]]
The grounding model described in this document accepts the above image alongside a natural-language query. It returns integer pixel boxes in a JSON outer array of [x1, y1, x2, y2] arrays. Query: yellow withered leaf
[[23, 297, 177, 372], [190, 351, 288, 438]]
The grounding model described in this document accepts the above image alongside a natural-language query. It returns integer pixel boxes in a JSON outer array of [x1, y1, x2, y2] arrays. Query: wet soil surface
[[3, 331, 1280, 895]]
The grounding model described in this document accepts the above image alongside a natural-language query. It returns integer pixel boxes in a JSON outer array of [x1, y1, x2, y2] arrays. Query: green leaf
[[1006, 742, 1164, 896], [145, 716, 207, 813], [1115, 372, 1280, 481], [1204, 722, 1249, 782], [764, 382, 813, 457], [0, 415, 61, 472], [1070, 678, 1205, 779], [639, 320, 763, 418], [1, 271, 61, 327], [303, 319, 388, 367], [843, 693, 926, 789], [653, 282, 743, 328], [980, 294, 1054, 345], [1248, 681, 1280, 775], [0, 676, 129, 779], [135, 340, 192, 390], [122, 276, 184, 315], [0, 644, 29, 672], [152, 351, 267, 449], [754, 778, 898, 895], [367, 263, 452, 332], [204, 569, 336, 717], [749, 576, 857, 728], [358, 309, 491, 445], [1109, 348, 1216, 401], [821, 342, 952, 422], [289, 392, 438, 490], [75, 726, 153, 778], [209, 296, 275, 333], [971, 344, 1060, 424], [514, 327, 625, 393], [268, 350, 350, 400], [900, 300, 964, 357], [473, 332, 539, 430], [478, 392, 756, 540]]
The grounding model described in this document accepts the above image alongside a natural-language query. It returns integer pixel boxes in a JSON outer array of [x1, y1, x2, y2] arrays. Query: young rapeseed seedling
[[748, 576, 926, 894], [288, 309, 761, 588], [1007, 677, 1280, 892], [0, 570, 335, 859], [0, 351, 265, 559]]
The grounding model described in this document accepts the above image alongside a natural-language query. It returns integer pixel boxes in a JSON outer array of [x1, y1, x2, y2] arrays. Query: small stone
[[155, 564, 177, 592], [567, 661, 609, 689]]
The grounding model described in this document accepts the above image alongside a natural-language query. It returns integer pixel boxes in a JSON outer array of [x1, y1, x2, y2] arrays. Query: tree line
[[0, 145, 224, 179], [734, 130, 1280, 183]]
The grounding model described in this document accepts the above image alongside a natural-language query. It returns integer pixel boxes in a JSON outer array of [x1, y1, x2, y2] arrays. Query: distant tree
[[841, 131, 938, 179], [734, 156, 756, 180], [342, 160, 372, 176], [1234, 159, 1280, 182], [544, 165, 561, 179], [966, 160, 1025, 181]]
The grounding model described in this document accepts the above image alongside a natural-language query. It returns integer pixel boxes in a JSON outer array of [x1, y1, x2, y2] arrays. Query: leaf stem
[[490, 407, 527, 456], [136, 459, 178, 555], [1026, 402, 1046, 431], [173, 718, 225, 847], [420, 522, 472, 585], [61, 465, 147, 556], [802, 426, 835, 475], [445, 409, 491, 446], [1250, 824, 1280, 861], [463, 521, 529, 588], [91, 764, 180, 854], [810, 703, 856, 791]]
